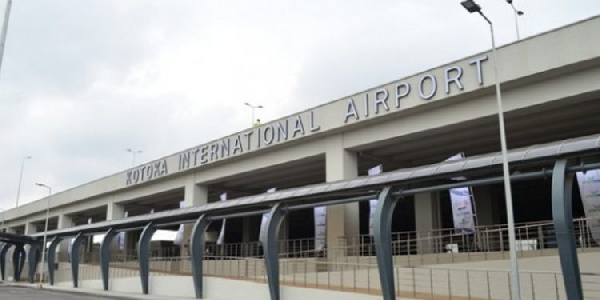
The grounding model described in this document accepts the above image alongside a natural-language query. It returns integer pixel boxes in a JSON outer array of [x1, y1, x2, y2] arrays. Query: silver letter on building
[[344, 98, 359, 123], [419, 74, 437, 100]]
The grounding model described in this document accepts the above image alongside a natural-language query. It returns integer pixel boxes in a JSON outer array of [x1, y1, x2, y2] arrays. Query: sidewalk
[[0, 281, 197, 300]]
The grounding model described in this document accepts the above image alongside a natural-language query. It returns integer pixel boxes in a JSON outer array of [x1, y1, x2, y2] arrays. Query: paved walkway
[[0, 283, 195, 300], [0, 284, 128, 300]]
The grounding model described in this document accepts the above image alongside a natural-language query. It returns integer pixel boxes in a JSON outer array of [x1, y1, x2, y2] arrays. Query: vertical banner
[[368, 165, 383, 235], [259, 188, 277, 242], [118, 211, 128, 251], [87, 218, 93, 251], [173, 201, 185, 245], [217, 193, 228, 245], [447, 153, 476, 233], [313, 206, 326, 251], [576, 170, 600, 244]]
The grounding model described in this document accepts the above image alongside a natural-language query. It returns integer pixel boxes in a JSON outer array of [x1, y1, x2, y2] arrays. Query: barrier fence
[[47, 257, 600, 299], [2, 216, 599, 299]]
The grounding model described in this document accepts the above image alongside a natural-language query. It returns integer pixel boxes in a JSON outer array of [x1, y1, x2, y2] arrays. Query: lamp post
[[244, 102, 263, 126], [460, 1, 521, 299], [0, 206, 6, 233], [34, 182, 51, 288], [0, 0, 13, 77], [506, 0, 524, 40], [15, 155, 32, 207], [126, 149, 142, 167]]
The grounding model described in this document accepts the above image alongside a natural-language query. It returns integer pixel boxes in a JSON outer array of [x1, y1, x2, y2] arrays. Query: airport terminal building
[[1, 15, 600, 300]]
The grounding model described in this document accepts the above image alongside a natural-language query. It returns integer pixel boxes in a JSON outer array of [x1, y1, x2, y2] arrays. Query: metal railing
[[42, 216, 600, 270], [3, 216, 599, 299], [45, 256, 600, 299], [275, 260, 600, 300], [333, 216, 599, 266]]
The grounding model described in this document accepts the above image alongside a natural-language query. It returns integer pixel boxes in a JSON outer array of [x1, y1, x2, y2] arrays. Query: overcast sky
[[0, 0, 598, 210]]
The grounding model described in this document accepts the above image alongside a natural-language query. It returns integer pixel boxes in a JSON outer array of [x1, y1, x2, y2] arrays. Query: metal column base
[[552, 159, 583, 299], [12, 243, 25, 281], [70, 233, 87, 288], [260, 204, 285, 300], [100, 228, 117, 291], [47, 237, 62, 285], [138, 223, 156, 295], [373, 186, 398, 300], [27, 242, 40, 283], [0, 243, 11, 281], [190, 215, 211, 299]]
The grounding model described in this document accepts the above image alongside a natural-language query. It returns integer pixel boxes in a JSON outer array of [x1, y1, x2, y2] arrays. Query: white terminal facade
[[2, 16, 600, 254]]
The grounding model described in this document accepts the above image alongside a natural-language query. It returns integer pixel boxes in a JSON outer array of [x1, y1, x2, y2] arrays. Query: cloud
[[0, 0, 598, 209]]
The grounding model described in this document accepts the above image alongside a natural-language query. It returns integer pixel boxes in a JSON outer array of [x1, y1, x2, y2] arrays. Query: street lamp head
[[461, 0, 481, 13], [127, 148, 142, 153], [245, 102, 264, 109], [24, 155, 32, 159], [506, 0, 525, 16], [35, 182, 52, 196]]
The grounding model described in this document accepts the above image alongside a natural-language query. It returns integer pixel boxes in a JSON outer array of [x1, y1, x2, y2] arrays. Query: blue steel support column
[[190, 215, 211, 299], [0, 243, 11, 280], [70, 233, 87, 288], [138, 223, 156, 295], [259, 204, 285, 300], [47, 237, 62, 285], [373, 186, 398, 300], [552, 159, 584, 299], [100, 228, 117, 291], [27, 242, 40, 283], [13, 243, 25, 281]]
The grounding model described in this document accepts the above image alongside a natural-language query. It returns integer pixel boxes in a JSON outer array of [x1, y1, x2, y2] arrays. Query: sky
[[0, 0, 598, 210]]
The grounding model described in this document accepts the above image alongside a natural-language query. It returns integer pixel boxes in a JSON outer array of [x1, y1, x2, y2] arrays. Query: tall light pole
[[15, 155, 32, 207], [506, 0, 524, 40], [0, 0, 13, 78], [244, 102, 263, 126], [34, 182, 51, 288], [460, 1, 521, 299], [126, 149, 142, 167], [0, 206, 6, 233]]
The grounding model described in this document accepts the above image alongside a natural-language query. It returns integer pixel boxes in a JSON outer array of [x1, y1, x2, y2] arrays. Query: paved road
[[0, 285, 128, 300]]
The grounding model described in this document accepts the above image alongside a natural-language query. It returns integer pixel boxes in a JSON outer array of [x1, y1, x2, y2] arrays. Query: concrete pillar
[[58, 214, 73, 229], [325, 135, 358, 258], [106, 202, 126, 255], [471, 185, 500, 226], [57, 214, 73, 261], [23, 224, 37, 265], [414, 192, 441, 254], [471, 185, 502, 252], [24, 223, 37, 235], [242, 217, 253, 243], [241, 217, 251, 257], [106, 202, 125, 221], [182, 176, 208, 255]]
